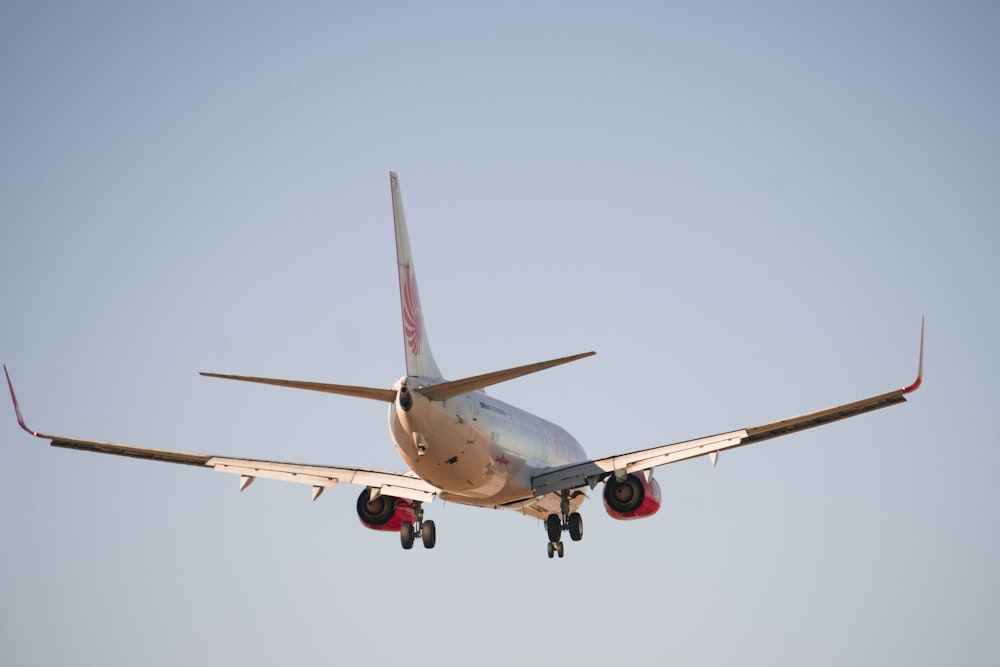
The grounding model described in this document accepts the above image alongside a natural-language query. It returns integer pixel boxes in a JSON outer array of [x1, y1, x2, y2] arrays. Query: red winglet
[[902, 318, 925, 394], [4, 365, 40, 437]]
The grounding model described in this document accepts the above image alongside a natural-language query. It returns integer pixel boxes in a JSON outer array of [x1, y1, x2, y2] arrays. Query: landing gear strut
[[545, 490, 583, 558], [401, 501, 436, 550]]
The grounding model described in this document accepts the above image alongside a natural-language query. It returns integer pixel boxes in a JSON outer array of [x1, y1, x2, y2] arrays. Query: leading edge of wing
[[533, 320, 925, 496], [4, 366, 436, 502]]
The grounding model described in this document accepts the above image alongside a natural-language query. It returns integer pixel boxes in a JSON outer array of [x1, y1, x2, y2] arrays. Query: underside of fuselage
[[388, 377, 588, 518]]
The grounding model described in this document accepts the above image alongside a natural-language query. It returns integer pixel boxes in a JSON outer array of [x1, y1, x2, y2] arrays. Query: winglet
[[4, 365, 40, 437], [902, 317, 925, 395]]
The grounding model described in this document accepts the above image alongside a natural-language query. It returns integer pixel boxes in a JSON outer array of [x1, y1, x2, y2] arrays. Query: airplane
[[4, 172, 924, 558]]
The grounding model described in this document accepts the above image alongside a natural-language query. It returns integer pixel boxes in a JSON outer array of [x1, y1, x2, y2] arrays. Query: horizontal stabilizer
[[416, 351, 595, 402], [200, 372, 397, 402]]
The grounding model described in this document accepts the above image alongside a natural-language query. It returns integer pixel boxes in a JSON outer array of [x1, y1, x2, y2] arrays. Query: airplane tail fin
[[391, 172, 443, 379]]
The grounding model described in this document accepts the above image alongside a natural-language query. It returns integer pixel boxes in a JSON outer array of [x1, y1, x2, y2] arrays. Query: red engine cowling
[[356, 488, 415, 532], [603, 472, 662, 520]]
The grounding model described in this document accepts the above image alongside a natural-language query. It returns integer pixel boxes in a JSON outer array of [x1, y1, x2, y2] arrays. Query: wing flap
[[533, 430, 747, 496], [209, 457, 438, 502], [51, 438, 213, 467], [743, 389, 907, 445]]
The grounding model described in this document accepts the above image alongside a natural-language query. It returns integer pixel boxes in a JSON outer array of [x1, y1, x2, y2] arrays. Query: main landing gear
[[545, 490, 583, 559], [401, 501, 436, 550]]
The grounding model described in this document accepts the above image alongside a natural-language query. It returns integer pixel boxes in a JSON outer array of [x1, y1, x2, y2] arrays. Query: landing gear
[[401, 502, 436, 550], [401, 520, 415, 549], [546, 514, 562, 543], [421, 520, 436, 549], [544, 490, 583, 558], [568, 512, 583, 542], [546, 541, 564, 559]]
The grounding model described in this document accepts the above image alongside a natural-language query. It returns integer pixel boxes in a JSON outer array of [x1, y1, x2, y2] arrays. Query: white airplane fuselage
[[388, 376, 588, 512]]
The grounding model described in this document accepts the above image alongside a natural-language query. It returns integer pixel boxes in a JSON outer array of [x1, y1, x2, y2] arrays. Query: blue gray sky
[[2, 2, 998, 665]]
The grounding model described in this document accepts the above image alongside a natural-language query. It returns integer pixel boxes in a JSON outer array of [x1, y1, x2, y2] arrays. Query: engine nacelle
[[603, 472, 662, 520], [356, 487, 415, 532]]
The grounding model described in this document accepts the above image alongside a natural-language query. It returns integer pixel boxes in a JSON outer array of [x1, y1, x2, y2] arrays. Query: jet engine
[[356, 487, 416, 531], [603, 472, 662, 520]]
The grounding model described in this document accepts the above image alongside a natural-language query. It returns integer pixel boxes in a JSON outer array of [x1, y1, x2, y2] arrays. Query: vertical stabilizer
[[391, 172, 443, 379]]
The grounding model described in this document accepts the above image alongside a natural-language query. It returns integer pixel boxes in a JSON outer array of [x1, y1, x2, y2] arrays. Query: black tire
[[421, 520, 436, 549], [401, 521, 415, 550], [546, 513, 562, 543], [547, 542, 555, 559], [568, 512, 583, 541], [556, 541, 565, 558]]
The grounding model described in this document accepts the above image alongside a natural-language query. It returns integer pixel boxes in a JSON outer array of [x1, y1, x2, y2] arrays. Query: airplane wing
[[4, 366, 439, 503], [533, 321, 924, 496]]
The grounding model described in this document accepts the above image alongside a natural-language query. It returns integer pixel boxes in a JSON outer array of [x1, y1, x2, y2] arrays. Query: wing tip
[[902, 317, 924, 394], [4, 364, 40, 437]]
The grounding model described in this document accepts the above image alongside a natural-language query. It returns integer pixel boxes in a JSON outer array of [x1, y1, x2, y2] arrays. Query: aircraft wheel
[[556, 541, 565, 558], [568, 512, 583, 541], [401, 521, 415, 550], [547, 542, 555, 559], [421, 520, 436, 549], [546, 513, 562, 543]]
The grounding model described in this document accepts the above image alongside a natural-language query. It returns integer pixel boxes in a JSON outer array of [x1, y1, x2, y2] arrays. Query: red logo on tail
[[402, 265, 423, 356]]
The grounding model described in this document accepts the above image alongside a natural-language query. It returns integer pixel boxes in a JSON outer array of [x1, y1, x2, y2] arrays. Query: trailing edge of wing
[[4, 366, 436, 502], [204, 458, 437, 502], [743, 318, 924, 446], [200, 372, 397, 402], [533, 387, 912, 496], [415, 351, 596, 402], [532, 430, 749, 496], [532, 320, 925, 496]]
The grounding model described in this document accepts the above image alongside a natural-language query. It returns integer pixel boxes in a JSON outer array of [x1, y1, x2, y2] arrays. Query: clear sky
[[2, 2, 998, 665]]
